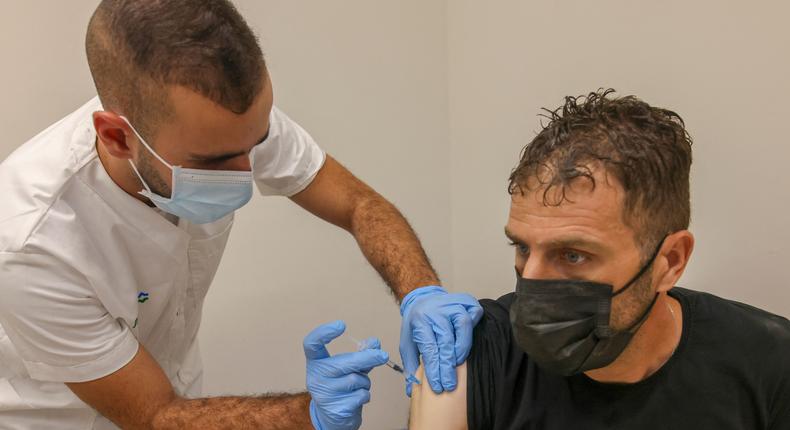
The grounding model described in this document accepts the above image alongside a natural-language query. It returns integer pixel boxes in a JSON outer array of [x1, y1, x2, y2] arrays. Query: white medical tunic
[[0, 97, 325, 429]]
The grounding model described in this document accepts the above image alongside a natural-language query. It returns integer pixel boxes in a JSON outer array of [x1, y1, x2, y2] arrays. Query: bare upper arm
[[66, 344, 178, 429], [409, 362, 468, 430]]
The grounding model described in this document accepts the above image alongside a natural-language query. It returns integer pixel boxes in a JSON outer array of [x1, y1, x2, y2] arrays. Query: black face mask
[[509, 241, 664, 376]]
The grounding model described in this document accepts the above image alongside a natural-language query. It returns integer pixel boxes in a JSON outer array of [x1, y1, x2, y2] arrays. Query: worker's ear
[[93, 111, 135, 159]]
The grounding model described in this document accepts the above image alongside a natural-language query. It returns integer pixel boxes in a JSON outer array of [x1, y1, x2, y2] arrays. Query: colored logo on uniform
[[138, 291, 150, 303]]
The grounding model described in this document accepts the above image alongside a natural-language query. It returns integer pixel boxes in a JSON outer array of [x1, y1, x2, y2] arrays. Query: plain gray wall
[[1, 1, 788, 429]]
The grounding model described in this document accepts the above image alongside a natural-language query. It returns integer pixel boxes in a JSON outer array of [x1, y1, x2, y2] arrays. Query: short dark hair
[[508, 89, 693, 255], [86, 0, 265, 140]]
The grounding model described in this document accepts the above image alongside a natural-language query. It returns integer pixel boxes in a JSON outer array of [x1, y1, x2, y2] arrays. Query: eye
[[509, 241, 530, 256], [562, 250, 587, 265]]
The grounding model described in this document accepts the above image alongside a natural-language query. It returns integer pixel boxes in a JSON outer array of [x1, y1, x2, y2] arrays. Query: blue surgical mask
[[122, 117, 254, 224]]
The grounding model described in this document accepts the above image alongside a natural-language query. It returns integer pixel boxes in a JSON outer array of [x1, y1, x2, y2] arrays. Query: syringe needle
[[346, 333, 404, 374], [386, 360, 404, 374]]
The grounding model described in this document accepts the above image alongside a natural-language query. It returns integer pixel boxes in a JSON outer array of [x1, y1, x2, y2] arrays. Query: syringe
[[346, 334, 404, 374]]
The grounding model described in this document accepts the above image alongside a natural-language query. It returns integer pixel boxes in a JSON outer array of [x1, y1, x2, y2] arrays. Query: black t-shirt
[[467, 287, 790, 430]]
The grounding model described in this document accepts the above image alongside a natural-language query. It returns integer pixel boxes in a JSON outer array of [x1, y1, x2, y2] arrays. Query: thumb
[[303, 320, 346, 360]]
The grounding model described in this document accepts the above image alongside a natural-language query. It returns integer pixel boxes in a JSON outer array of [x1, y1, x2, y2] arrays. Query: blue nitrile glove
[[305, 320, 389, 430], [399, 286, 484, 396]]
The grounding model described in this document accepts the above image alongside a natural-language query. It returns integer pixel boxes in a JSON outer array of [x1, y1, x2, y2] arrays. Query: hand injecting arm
[[288, 156, 483, 398]]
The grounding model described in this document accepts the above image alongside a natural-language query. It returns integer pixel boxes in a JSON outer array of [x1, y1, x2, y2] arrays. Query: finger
[[448, 293, 483, 319], [405, 373, 421, 397], [415, 319, 443, 393], [323, 372, 372, 393], [359, 337, 381, 351], [451, 311, 474, 365], [359, 337, 383, 375], [430, 314, 458, 391], [450, 292, 480, 308], [462, 295, 485, 325], [348, 388, 373, 409], [323, 349, 389, 377], [399, 318, 421, 385], [303, 320, 346, 360]]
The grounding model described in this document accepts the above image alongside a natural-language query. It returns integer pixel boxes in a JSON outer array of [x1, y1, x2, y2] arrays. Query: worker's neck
[[584, 292, 682, 384], [95, 137, 153, 206]]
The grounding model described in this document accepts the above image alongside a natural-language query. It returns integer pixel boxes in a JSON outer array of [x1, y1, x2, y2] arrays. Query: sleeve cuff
[[23, 329, 140, 383], [256, 148, 327, 197], [281, 149, 327, 197]]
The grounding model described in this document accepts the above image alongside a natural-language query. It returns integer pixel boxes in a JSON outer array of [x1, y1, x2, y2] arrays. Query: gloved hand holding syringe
[[304, 320, 422, 430], [345, 332, 422, 386], [345, 333, 406, 375]]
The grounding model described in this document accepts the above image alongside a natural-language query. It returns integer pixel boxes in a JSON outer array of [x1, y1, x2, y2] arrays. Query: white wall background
[[1, 1, 788, 428]]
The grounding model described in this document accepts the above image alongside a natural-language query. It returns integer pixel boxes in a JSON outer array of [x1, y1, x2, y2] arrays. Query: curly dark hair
[[508, 89, 693, 254]]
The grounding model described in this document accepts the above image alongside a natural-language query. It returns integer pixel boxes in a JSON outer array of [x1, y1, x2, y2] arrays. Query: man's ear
[[655, 230, 695, 293], [93, 111, 134, 159]]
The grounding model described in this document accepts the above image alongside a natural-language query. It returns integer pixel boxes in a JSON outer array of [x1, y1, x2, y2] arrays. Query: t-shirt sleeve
[[467, 294, 517, 430], [250, 105, 326, 197], [0, 251, 139, 383]]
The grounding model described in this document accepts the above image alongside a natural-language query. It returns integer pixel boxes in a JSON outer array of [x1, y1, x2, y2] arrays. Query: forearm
[[289, 156, 439, 300], [151, 392, 313, 430], [351, 192, 439, 301]]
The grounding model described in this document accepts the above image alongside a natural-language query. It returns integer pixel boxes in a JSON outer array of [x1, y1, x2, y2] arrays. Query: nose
[[519, 255, 558, 280]]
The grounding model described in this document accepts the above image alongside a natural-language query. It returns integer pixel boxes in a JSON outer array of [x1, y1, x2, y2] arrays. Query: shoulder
[[675, 287, 790, 345], [468, 292, 519, 372], [0, 98, 101, 252], [675, 287, 790, 383], [475, 293, 517, 338]]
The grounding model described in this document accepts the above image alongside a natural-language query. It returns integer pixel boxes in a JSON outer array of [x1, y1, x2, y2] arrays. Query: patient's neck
[[584, 293, 682, 384]]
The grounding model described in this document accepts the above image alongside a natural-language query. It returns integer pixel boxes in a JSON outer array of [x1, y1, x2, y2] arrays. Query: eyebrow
[[504, 227, 607, 254], [187, 128, 270, 163], [504, 227, 522, 244]]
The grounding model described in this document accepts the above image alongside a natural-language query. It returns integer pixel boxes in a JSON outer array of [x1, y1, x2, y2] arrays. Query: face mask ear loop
[[624, 293, 660, 333], [612, 236, 668, 297], [127, 159, 155, 196], [119, 116, 174, 170]]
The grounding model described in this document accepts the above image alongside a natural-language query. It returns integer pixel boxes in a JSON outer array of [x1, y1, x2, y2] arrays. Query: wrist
[[400, 285, 446, 316]]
